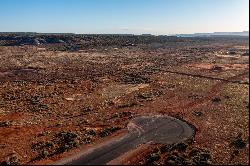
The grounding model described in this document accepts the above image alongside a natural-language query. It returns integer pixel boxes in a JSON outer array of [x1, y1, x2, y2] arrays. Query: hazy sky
[[0, 0, 249, 34]]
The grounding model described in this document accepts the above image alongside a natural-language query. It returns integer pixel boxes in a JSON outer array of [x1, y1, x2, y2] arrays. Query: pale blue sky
[[0, 0, 249, 34]]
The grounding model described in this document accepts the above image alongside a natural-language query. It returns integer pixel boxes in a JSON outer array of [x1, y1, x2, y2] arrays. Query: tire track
[[163, 69, 249, 85]]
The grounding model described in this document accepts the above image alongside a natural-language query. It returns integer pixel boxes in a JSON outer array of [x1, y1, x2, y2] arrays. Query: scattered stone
[[65, 97, 75, 101], [192, 111, 203, 117]]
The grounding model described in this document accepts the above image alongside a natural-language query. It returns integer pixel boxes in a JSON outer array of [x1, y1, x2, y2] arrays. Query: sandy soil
[[0, 39, 249, 165]]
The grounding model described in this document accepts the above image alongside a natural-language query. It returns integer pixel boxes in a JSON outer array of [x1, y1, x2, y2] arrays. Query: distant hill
[[177, 31, 249, 37], [0, 32, 75, 36]]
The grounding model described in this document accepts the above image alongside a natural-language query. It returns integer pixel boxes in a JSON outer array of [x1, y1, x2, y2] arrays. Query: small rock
[[192, 111, 203, 117]]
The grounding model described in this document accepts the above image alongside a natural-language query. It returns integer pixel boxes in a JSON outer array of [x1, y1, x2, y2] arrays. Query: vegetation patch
[[0, 121, 12, 127], [112, 111, 133, 119], [98, 127, 121, 137], [142, 140, 213, 165], [54, 131, 80, 153], [136, 89, 163, 101], [31, 131, 87, 161], [29, 95, 49, 112], [211, 97, 221, 103], [80, 106, 94, 115], [230, 136, 247, 150], [0, 153, 20, 165], [118, 72, 151, 84]]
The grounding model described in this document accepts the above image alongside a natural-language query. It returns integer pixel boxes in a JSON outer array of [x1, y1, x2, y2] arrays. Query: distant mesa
[[0, 31, 248, 37], [177, 31, 249, 37]]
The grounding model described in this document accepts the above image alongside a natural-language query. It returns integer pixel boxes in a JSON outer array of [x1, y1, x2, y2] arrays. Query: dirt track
[[174, 70, 249, 110]]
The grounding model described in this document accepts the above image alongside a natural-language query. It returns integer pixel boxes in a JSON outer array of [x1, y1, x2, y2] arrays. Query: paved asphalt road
[[55, 115, 194, 165]]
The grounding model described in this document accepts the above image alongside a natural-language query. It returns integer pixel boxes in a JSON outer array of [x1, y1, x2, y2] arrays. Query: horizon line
[[0, 30, 248, 36]]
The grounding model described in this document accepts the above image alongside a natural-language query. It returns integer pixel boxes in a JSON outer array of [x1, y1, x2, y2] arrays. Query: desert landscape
[[0, 34, 249, 165]]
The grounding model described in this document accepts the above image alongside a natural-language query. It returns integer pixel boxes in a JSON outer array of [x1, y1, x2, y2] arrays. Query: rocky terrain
[[0, 34, 249, 165]]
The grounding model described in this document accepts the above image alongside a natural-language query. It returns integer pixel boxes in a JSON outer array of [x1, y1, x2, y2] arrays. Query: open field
[[0, 35, 249, 165]]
